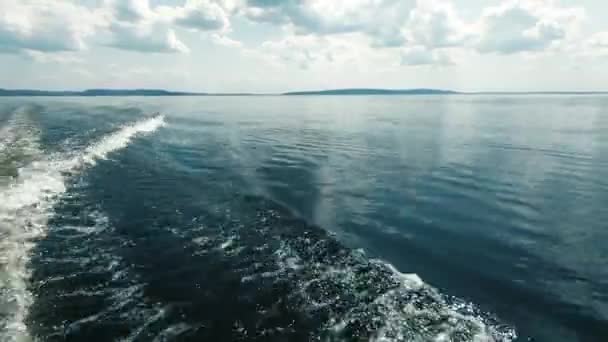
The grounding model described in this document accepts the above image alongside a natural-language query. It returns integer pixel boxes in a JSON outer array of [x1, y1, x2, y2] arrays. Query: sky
[[1, 0, 608, 92]]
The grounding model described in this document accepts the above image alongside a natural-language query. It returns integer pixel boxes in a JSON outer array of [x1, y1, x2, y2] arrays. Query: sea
[[0, 95, 606, 341]]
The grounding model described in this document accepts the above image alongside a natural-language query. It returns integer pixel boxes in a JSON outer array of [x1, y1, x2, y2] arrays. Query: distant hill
[[1, 88, 606, 97], [0, 88, 458, 96], [81, 89, 205, 96], [283, 88, 459, 95], [0, 89, 80, 96], [0, 89, 206, 96]]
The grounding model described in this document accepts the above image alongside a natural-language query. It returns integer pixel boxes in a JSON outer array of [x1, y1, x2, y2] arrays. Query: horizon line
[[1, 87, 608, 96]]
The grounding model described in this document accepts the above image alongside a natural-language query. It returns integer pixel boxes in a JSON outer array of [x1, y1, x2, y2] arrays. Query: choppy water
[[0, 96, 606, 341]]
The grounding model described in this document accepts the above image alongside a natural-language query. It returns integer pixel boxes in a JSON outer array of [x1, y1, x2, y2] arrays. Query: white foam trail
[[267, 239, 516, 341], [0, 115, 165, 342], [369, 260, 517, 342], [80, 115, 165, 167], [0, 107, 41, 185]]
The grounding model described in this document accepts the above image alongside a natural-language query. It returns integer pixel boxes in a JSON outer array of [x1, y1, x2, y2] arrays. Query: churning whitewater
[[0, 110, 165, 342]]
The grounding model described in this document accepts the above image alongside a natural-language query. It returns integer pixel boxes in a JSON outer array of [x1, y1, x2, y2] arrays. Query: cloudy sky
[[1, 0, 607, 92]]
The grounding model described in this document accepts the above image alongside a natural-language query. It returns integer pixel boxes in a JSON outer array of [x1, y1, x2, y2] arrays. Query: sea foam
[[0, 114, 165, 342]]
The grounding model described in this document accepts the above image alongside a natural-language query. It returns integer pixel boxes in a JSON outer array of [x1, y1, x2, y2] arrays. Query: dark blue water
[[1, 96, 607, 341]]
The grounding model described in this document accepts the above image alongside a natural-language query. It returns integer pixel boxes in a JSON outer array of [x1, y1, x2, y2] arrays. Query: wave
[[31, 203, 168, 342], [162, 195, 517, 341], [0, 114, 166, 342], [0, 106, 41, 184]]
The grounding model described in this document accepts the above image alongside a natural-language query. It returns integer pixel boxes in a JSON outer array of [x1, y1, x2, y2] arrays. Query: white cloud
[[24, 50, 84, 64], [105, 0, 153, 22], [254, 32, 401, 71], [243, 0, 365, 33], [0, 0, 106, 53], [243, 0, 473, 68], [2, 0, 608, 91], [242, 0, 416, 46], [239, 0, 468, 67], [173, 0, 231, 31], [0, 0, 192, 55], [577, 31, 608, 58], [210, 34, 242, 47], [475, 0, 585, 54], [406, 0, 470, 48], [238, 0, 589, 62], [105, 0, 190, 53], [258, 34, 360, 69], [260, 34, 332, 69], [401, 46, 453, 66], [105, 0, 236, 53], [107, 22, 189, 53], [587, 32, 608, 49]]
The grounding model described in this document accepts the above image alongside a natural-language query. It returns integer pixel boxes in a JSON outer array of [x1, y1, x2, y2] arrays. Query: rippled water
[[0, 96, 606, 341]]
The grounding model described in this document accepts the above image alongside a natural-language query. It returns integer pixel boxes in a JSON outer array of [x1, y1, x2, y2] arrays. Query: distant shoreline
[[1, 88, 607, 97]]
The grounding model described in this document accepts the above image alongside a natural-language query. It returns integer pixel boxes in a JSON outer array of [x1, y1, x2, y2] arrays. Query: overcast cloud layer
[[1, 0, 607, 92]]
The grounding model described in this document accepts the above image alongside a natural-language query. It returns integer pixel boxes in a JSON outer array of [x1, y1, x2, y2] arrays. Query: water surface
[[0, 95, 606, 341]]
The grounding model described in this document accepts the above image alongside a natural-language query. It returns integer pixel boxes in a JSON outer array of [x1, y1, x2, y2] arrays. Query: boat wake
[[0, 106, 41, 185], [0, 106, 517, 341], [163, 195, 518, 341], [0, 111, 165, 342]]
